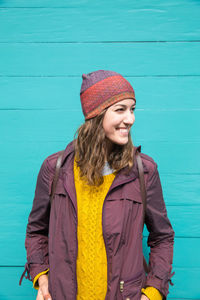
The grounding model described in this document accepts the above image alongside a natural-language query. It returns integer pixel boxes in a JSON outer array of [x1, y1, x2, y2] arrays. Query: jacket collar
[[60, 140, 75, 168]]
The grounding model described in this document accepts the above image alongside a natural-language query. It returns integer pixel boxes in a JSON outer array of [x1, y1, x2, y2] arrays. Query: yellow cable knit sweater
[[33, 158, 162, 300], [74, 159, 116, 299]]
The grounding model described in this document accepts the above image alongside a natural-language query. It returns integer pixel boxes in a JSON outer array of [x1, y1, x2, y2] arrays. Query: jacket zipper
[[102, 176, 139, 297], [120, 280, 124, 292], [119, 270, 143, 293]]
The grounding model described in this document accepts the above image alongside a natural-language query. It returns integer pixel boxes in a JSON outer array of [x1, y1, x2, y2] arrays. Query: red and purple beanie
[[80, 70, 136, 120]]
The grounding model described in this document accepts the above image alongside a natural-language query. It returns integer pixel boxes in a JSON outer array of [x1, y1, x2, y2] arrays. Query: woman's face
[[102, 98, 136, 146]]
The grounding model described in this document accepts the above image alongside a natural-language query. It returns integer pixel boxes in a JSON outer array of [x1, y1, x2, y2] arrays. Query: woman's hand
[[141, 294, 150, 300], [36, 274, 52, 300]]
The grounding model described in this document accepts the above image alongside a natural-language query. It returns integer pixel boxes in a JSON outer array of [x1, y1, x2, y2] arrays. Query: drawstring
[[168, 271, 175, 286], [161, 271, 175, 290], [19, 262, 31, 285]]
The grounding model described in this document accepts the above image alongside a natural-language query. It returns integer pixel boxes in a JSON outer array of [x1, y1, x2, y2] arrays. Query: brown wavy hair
[[74, 110, 135, 186]]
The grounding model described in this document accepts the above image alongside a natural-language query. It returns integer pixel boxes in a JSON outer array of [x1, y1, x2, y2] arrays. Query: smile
[[117, 128, 129, 135]]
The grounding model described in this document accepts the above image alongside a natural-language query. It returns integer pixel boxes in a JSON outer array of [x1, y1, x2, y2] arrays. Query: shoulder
[[41, 140, 74, 174], [41, 149, 68, 184], [35, 151, 64, 188], [44, 150, 64, 173], [136, 148, 158, 180]]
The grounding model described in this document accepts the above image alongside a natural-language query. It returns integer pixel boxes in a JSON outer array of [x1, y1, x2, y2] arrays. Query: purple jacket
[[20, 141, 175, 300]]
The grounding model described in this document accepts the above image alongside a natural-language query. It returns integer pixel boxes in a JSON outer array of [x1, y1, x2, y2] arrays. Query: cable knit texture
[[74, 159, 116, 300]]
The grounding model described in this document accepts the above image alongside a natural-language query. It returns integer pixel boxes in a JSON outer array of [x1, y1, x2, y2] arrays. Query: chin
[[117, 142, 128, 146], [112, 138, 129, 146], [106, 134, 129, 146]]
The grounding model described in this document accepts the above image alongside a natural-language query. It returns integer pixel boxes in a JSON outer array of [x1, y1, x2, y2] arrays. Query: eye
[[115, 108, 124, 112], [131, 107, 136, 112]]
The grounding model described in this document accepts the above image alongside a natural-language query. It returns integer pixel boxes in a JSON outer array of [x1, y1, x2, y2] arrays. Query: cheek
[[103, 123, 114, 136], [103, 118, 116, 134], [103, 114, 114, 132]]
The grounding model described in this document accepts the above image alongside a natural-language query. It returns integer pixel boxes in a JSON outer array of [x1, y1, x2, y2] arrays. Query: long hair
[[74, 110, 135, 186]]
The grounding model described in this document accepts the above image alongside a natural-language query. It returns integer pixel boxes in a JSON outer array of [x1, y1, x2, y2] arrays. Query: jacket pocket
[[119, 271, 143, 300], [121, 196, 142, 247], [105, 194, 142, 255]]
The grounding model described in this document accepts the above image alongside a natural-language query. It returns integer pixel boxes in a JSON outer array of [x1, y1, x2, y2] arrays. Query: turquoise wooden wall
[[0, 0, 200, 299]]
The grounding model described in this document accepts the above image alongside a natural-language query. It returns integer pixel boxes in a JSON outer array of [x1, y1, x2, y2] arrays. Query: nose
[[123, 110, 135, 126]]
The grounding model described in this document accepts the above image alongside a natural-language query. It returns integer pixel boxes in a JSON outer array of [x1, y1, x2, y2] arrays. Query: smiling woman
[[20, 70, 175, 300], [103, 99, 136, 146]]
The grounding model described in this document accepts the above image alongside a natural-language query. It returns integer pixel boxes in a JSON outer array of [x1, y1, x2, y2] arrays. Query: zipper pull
[[120, 280, 124, 292]]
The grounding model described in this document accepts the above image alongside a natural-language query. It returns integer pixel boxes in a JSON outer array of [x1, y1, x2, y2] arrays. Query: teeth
[[119, 128, 128, 133]]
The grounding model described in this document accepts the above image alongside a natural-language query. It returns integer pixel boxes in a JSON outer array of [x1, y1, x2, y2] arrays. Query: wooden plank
[[0, 266, 199, 299], [0, 77, 82, 110], [0, 110, 82, 142], [0, 267, 37, 298], [0, 43, 200, 76], [139, 141, 200, 174], [1, 76, 200, 109], [157, 173, 200, 207], [0, 0, 196, 8], [133, 110, 200, 143], [0, 2, 200, 41]]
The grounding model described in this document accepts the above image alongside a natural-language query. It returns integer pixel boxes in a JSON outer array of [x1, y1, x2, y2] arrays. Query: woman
[[20, 70, 175, 300]]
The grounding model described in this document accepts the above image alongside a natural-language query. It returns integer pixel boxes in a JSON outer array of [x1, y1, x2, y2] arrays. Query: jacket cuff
[[141, 286, 163, 300], [33, 268, 49, 290], [26, 250, 49, 281], [145, 270, 175, 299], [29, 264, 50, 283]]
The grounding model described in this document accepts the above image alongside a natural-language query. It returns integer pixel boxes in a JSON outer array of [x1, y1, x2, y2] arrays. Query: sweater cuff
[[141, 286, 163, 300], [33, 268, 49, 290]]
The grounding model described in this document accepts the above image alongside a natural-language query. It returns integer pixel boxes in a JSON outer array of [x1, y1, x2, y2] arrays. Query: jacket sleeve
[[144, 162, 175, 299], [19, 158, 54, 285]]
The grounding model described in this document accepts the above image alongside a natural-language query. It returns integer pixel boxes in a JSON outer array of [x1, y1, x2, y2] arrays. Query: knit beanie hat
[[80, 70, 136, 120]]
